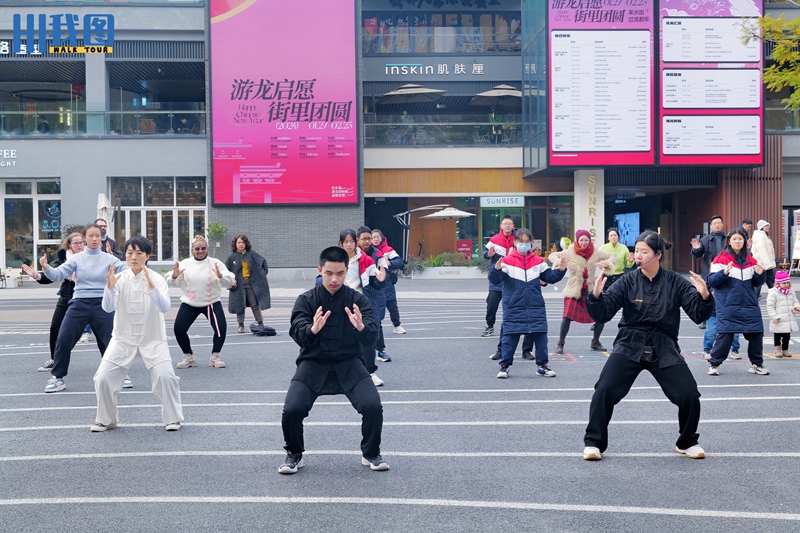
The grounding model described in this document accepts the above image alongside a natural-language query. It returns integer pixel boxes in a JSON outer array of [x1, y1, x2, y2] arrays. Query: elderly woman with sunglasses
[[166, 235, 235, 369]]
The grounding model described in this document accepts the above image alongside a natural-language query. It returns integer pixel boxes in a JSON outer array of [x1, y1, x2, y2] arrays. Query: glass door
[[480, 208, 524, 248]]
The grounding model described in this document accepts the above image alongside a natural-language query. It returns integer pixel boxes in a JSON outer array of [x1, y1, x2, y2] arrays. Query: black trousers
[[709, 332, 764, 367], [774, 333, 790, 351], [374, 326, 387, 353], [282, 375, 383, 457], [495, 326, 534, 355], [51, 298, 114, 379], [485, 290, 502, 328], [756, 269, 775, 298], [48, 296, 70, 358], [584, 353, 701, 452], [173, 301, 227, 354], [386, 299, 401, 327]]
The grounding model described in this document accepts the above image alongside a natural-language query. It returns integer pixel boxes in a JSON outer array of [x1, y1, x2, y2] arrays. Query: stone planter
[[410, 266, 487, 280]]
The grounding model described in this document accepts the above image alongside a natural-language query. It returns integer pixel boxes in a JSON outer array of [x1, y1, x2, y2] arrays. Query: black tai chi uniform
[[281, 284, 382, 457], [584, 268, 714, 453]]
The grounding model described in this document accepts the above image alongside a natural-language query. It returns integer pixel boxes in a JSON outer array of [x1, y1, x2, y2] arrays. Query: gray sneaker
[[362, 455, 389, 471], [729, 350, 742, 360], [748, 364, 769, 375], [278, 453, 304, 474]]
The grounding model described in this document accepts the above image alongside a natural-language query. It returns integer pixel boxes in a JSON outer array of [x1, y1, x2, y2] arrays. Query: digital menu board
[[658, 0, 763, 165], [210, 0, 358, 205], [548, 0, 655, 166]]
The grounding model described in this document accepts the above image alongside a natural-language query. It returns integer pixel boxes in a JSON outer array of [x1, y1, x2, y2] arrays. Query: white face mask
[[516, 242, 531, 254]]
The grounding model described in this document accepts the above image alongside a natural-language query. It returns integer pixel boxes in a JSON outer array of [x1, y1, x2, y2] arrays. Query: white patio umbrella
[[420, 207, 477, 220], [377, 84, 447, 105], [96, 193, 113, 224], [470, 84, 522, 106]]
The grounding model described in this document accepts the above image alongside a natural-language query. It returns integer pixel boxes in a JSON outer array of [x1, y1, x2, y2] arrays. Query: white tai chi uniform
[[94, 267, 184, 426]]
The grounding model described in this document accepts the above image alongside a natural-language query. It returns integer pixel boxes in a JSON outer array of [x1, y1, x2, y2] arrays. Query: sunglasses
[[193, 246, 208, 252]]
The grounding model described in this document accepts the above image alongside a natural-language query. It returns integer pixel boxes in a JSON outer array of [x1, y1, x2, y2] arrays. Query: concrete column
[[574, 169, 604, 243], [84, 54, 109, 134]]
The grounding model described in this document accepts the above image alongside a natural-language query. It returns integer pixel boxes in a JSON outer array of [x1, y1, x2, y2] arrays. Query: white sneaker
[[393, 326, 407, 334], [583, 446, 602, 461], [729, 350, 742, 360], [748, 364, 769, 375], [708, 365, 720, 376], [702, 351, 711, 360], [371, 373, 384, 387], [90, 422, 118, 432], [79, 333, 91, 343], [165, 422, 181, 431], [123, 376, 133, 388], [676, 444, 705, 459]]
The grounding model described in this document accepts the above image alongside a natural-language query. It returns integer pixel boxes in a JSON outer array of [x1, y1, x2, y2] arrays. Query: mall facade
[[0, 0, 798, 274]]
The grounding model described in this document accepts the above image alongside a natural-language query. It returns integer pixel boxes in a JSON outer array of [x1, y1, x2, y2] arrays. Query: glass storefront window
[[145, 211, 159, 258], [176, 178, 206, 206], [161, 211, 174, 261], [111, 177, 143, 207], [37, 182, 61, 195], [130, 210, 142, 239], [5, 198, 33, 267], [549, 207, 572, 250], [37, 244, 60, 267], [526, 196, 547, 207], [193, 210, 206, 241], [6, 182, 32, 195], [38, 200, 62, 240], [456, 197, 478, 208], [144, 178, 174, 206], [456, 210, 479, 258], [178, 210, 190, 260]]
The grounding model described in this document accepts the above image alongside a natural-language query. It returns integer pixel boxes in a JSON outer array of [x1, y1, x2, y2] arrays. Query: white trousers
[[93, 359, 184, 426]]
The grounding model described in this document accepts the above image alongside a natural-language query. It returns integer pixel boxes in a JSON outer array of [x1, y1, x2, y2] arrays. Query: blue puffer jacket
[[483, 230, 516, 292], [362, 246, 387, 321], [708, 249, 765, 333], [375, 241, 404, 301], [488, 248, 566, 334]]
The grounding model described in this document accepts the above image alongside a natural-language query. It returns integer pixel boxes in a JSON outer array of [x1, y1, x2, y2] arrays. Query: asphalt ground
[[2, 277, 800, 532]]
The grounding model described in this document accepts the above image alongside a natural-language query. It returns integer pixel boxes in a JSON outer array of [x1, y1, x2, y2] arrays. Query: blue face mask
[[516, 242, 531, 254]]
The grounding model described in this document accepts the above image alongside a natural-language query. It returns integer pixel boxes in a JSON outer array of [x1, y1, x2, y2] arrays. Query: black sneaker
[[590, 340, 606, 351], [555, 342, 564, 355], [521, 350, 534, 360], [481, 326, 494, 337], [278, 453, 304, 474], [496, 366, 509, 379], [361, 455, 389, 471], [38, 359, 54, 372], [699, 321, 707, 330], [590, 324, 595, 331], [489, 351, 501, 360]]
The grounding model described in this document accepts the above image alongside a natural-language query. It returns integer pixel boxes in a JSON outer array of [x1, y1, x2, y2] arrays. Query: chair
[[415, 129, 435, 145], [386, 129, 402, 145], [500, 133, 510, 145], [190, 122, 199, 134], [473, 131, 490, 145], [139, 119, 156, 134]]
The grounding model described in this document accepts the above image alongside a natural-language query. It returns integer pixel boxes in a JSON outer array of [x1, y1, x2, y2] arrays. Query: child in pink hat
[[767, 271, 800, 357]]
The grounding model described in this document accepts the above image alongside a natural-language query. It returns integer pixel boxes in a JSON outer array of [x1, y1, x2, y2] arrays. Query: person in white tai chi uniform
[[91, 235, 184, 432]]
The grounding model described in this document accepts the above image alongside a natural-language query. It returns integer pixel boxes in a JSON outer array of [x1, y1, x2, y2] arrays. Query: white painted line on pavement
[[5, 449, 800, 463], [2, 382, 800, 398], [2, 396, 799, 413], [0, 495, 799, 522], [3, 417, 800, 432]]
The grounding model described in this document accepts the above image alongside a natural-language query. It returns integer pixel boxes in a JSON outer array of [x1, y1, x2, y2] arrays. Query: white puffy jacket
[[751, 230, 776, 270], [767, 287, 800, 334]]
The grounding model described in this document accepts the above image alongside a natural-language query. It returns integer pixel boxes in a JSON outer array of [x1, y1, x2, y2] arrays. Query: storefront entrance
[[2, 180, 61, 270]]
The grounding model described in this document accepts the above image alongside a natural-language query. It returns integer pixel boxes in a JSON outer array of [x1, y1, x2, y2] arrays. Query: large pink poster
[[210, 0, 358, 205]]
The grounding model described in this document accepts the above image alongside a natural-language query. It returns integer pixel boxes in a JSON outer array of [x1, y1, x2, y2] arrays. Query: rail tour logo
[[0, 13, 115, 56]]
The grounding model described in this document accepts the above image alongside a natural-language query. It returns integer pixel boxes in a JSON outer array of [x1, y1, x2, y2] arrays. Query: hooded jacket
[[359, 246, 388, 321], [750, 229, 776, 270], [708, 249, 766, 333], [375, 240, 404, 301], [766, 286, 800, 334], [483, 231, 516, 292], [488, 248, 566, 334]]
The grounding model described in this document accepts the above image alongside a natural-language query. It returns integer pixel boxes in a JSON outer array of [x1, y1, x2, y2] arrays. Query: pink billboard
[[547, 0, 656, 167], [658, 0, 764, 166], [210, 0, 358, 205]]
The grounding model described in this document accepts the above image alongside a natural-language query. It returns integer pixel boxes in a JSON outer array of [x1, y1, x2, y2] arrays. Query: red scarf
[[574, 241, 594, 261]]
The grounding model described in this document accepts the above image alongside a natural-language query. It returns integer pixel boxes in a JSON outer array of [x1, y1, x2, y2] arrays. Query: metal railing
[[364, 118, 522, 147], [0, 102, 205, 137], [363, 28, 521, 55]]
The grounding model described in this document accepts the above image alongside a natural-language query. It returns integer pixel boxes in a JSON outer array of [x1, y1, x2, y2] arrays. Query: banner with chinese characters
[[658, 0, 763, 166], [210, 0, 358, 205], [548, 0, 656, 167]]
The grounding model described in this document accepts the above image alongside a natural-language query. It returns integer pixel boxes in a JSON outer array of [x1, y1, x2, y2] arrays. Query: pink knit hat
[[775, 270, 790, 284], [575, 229, 592, 241]]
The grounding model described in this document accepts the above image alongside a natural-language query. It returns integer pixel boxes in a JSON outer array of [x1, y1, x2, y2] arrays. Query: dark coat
[[488, 249, 565, 334], [225, 249, 271, 314], [708, 249, 765, 334], [587, 268, 715, 368], [691, 231, 726, 280], [101, 236, 123, 260]]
